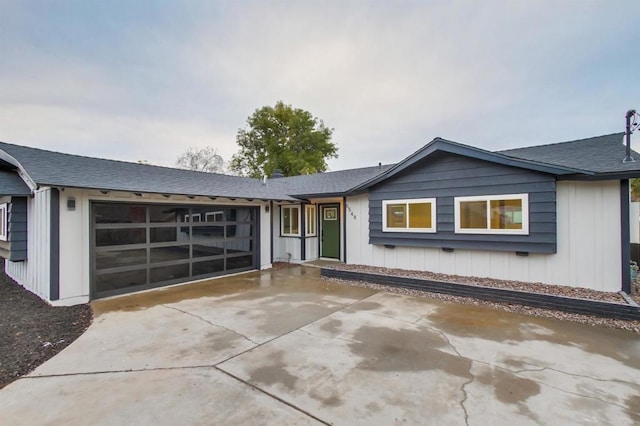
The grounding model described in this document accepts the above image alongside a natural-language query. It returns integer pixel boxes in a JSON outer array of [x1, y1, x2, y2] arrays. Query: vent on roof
[[270, 169, 284, 178]]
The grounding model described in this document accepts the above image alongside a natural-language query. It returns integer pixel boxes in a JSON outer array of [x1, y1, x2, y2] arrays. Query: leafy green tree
[[230, 101, 338, 177]]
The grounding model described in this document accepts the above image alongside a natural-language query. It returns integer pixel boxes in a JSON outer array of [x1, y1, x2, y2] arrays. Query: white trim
[[305, 205, 317, 236], [382, 198, 437, 233], [454, 193, 529, 235], [205, 211, 224, 222], [0, 203, 7, 241], [281, 205, 301, 237]]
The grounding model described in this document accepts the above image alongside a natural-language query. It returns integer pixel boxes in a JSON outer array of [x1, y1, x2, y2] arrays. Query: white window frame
[[281, 205, 301, 237], [0, 203, 7, 241], [205, 211, 224, 222], [454, 193, 529, 235], [382, 198, 437, 233], [305, 205, 317, 236]]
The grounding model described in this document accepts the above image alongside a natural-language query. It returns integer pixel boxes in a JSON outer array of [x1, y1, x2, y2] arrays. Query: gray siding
[[0, 196, 28, 261], [369, 152, 557, 253], [8, 197, 28, 261]]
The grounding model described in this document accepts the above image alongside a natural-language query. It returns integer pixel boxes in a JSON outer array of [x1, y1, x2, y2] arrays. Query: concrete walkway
[[1, 267, 639, 425]]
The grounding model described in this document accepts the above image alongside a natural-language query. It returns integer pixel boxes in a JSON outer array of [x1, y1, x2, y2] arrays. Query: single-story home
[[1, 132, 638, 305]]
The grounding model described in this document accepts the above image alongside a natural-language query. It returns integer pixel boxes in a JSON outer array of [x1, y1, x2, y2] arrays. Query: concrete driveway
[[1, 266, 639, 425]]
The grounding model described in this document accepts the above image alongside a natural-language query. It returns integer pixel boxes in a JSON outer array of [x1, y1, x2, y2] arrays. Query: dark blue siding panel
[[368, 153, 557, 253], [7, 197, 27, 261]]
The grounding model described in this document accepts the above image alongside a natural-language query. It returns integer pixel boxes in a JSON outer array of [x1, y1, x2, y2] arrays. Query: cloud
[[1, 1, 639, 171]]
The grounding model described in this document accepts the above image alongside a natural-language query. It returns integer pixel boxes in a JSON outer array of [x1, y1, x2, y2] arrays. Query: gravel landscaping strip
[[0, 271, 92, 389], [320, 264, 640, 334], [333, 264, 630, 303]]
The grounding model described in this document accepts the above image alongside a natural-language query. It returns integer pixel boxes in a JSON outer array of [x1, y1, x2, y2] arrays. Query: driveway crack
[[161, 304, 259, 345], [459, 371, 474, 426], [510, 366, 639, 387]]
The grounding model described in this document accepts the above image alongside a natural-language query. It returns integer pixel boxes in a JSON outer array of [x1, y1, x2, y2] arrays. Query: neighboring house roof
[[275, 164, 394, 198], [0, 142, 297, 201], [0, 170, 32, 196], [499, 132, 640, 178]]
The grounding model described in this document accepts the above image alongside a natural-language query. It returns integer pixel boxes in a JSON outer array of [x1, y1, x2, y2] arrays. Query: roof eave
[[35, 182, 297, 202], [557, 171, 640, 181]]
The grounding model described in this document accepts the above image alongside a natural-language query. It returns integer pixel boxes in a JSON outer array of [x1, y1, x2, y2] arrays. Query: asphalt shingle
[[0, 142, 297, 200], [275, 164, 394, 197], [499, 132, 640, 175]]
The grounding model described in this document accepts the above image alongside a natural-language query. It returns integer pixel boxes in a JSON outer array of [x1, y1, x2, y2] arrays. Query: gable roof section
[[0, 170, 32, 196], [350, 137, 589, 193], [0, 142, 297, 201], [499, 132, 640, 178]]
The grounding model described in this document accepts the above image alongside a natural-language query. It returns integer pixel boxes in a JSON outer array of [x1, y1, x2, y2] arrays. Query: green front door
[[321, 204, 340, 259]]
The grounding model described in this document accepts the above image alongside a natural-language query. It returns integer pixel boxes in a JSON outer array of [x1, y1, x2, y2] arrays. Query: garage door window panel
[[192, 259, 225, 276], [192, 240, 225, 258], [192, 224, 225, 238], [95, 248, 147, 270], [150, 245, 190, 263], [96, 269, 148, 292], [96, 228, 146, 247], [225, 239, 253, 256], [150, 264, 190, 284], [227, 255, 253, 270], [150, 227, 179, 243], [95, 205, 146, 224]]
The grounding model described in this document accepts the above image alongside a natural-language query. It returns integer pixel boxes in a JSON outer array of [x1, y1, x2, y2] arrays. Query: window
[[382, 199, 436, 233], [205, 211, 224, 222], [305, 205, 317, 236], [455, 194, 529, 235], [0, 203, 7, 241], [281, 205, 300, 236]]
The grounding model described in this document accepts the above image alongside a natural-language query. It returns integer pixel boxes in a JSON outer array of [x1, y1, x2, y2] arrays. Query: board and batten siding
[[5, 188, 52, 300], [369, 152, 557, 253], [347, 180, 621, 292]]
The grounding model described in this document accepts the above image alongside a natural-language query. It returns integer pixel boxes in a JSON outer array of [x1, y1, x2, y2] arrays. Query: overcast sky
[[1, 1, 638, 171]]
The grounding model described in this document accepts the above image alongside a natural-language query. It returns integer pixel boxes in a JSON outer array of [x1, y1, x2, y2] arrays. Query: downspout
[[621, 180, 631, 293], [269, 201, 274, 264], [301, 204, 306, 261], [50, 188, 60, 301]]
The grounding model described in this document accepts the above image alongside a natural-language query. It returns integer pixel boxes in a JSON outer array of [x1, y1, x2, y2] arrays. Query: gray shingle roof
[[500, 132, 640, 175], [0, 142, 297, 201], [275, 164, 394, 197], [0, 170, 32, 196], [2, 132, 638, 202]]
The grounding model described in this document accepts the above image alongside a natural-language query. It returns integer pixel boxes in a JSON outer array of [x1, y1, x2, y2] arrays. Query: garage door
[[92, 202, 258, 299]]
